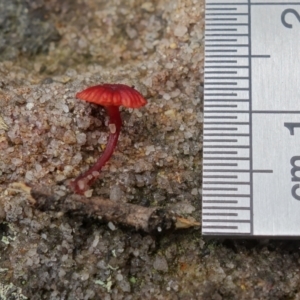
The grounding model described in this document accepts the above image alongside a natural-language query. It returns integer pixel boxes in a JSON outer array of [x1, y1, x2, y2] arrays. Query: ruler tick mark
[[206, 13, 248, 16], [203, 163, 238, 166], [203, 181, 250, 185], [252, 170, 273, 173], [203, 169, 250, 172], [205, 39, 238, 41], [204, 127, 238, 130], [203, 139, 238, 142], [204, 157, 249, 161], [206, 61, 238, 64], [205, 66, 250, 68], [203, 219, 251, 223], [205, 71, 238, 74], [205, 100, 249, 102], [203, 226, 239, 229], [206, 8, 237, 11], [205, 77, 249, 79], [205, 18, 238, 21], [204, 93, 238, 96], [206, 23, 248, 26], [206, 34, 249, 36], [206, 50, 238, 52], [203, 146, 250, 149], [204, 105, 238, 108], [252, 55, 271, 58], [205, 88, 249, 90], [205, 110, 250, 113], [203, 187, 238, 191], [205, 82, 238, 85], [204, 134, 250, 137], [204, 116, 238, 119], [204, 122, 249, 125], [203, 175, 238, 179], [206, 29, 238, 31], [203, 213, 239, 216], [206, 55, 250, 58], [206, 44, 249, 47], [203, 151, 238, 154], [203, 194, 250, 197], [203, 200, 238, 203], [206, 3, 243, 5], [203, 206, 250, 210]]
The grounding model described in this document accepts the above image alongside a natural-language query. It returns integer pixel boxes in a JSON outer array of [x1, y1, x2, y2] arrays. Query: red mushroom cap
[[76, 84, 147, 108]]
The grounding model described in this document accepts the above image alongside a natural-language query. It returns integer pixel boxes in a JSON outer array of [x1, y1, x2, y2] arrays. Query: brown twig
[[10, 182, 200, 233]]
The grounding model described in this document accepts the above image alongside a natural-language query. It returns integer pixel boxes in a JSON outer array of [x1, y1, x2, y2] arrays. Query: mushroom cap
[[76, 84, 147, 108]]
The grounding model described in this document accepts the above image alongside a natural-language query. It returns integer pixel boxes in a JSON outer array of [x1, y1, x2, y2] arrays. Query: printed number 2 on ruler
[[202, 0, 300, 237]]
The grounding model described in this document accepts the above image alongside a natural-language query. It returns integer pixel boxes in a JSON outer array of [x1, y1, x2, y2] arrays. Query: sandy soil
[[1, 1, 300, 299]]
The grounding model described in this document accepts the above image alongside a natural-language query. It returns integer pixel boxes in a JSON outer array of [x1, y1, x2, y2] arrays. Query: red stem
[[69, 106, 122, 194]]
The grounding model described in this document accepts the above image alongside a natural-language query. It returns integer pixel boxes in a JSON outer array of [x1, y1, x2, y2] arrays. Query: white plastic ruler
[[202, 0, 300, 237]]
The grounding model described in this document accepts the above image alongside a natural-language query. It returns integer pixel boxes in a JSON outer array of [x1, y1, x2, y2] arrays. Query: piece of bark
[[10, 182, 200, 233]]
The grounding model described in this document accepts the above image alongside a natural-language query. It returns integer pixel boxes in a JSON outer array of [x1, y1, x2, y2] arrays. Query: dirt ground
[[1, 1, 300, 299]]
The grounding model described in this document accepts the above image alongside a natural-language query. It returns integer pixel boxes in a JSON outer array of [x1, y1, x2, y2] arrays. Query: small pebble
[[26, 103, 34, 110], [116, 273, 123, 281], [110, 185, 122, 201], [84, 189, 93, 198], [109, 124, 116, 134], [108, 222, 116, 231], [153, 255, 168, 272], [174, 25, 188, 37]]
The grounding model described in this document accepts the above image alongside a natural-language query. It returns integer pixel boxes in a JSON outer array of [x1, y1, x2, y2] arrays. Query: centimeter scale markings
[[203, 0, 300, 237]]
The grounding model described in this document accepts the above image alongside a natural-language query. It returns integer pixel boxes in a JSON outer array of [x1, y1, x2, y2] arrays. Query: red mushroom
[[69, 84, 147, 194]]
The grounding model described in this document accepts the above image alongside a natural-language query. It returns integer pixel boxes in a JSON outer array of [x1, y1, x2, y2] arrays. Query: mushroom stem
[[70, 105, 122, 194]]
